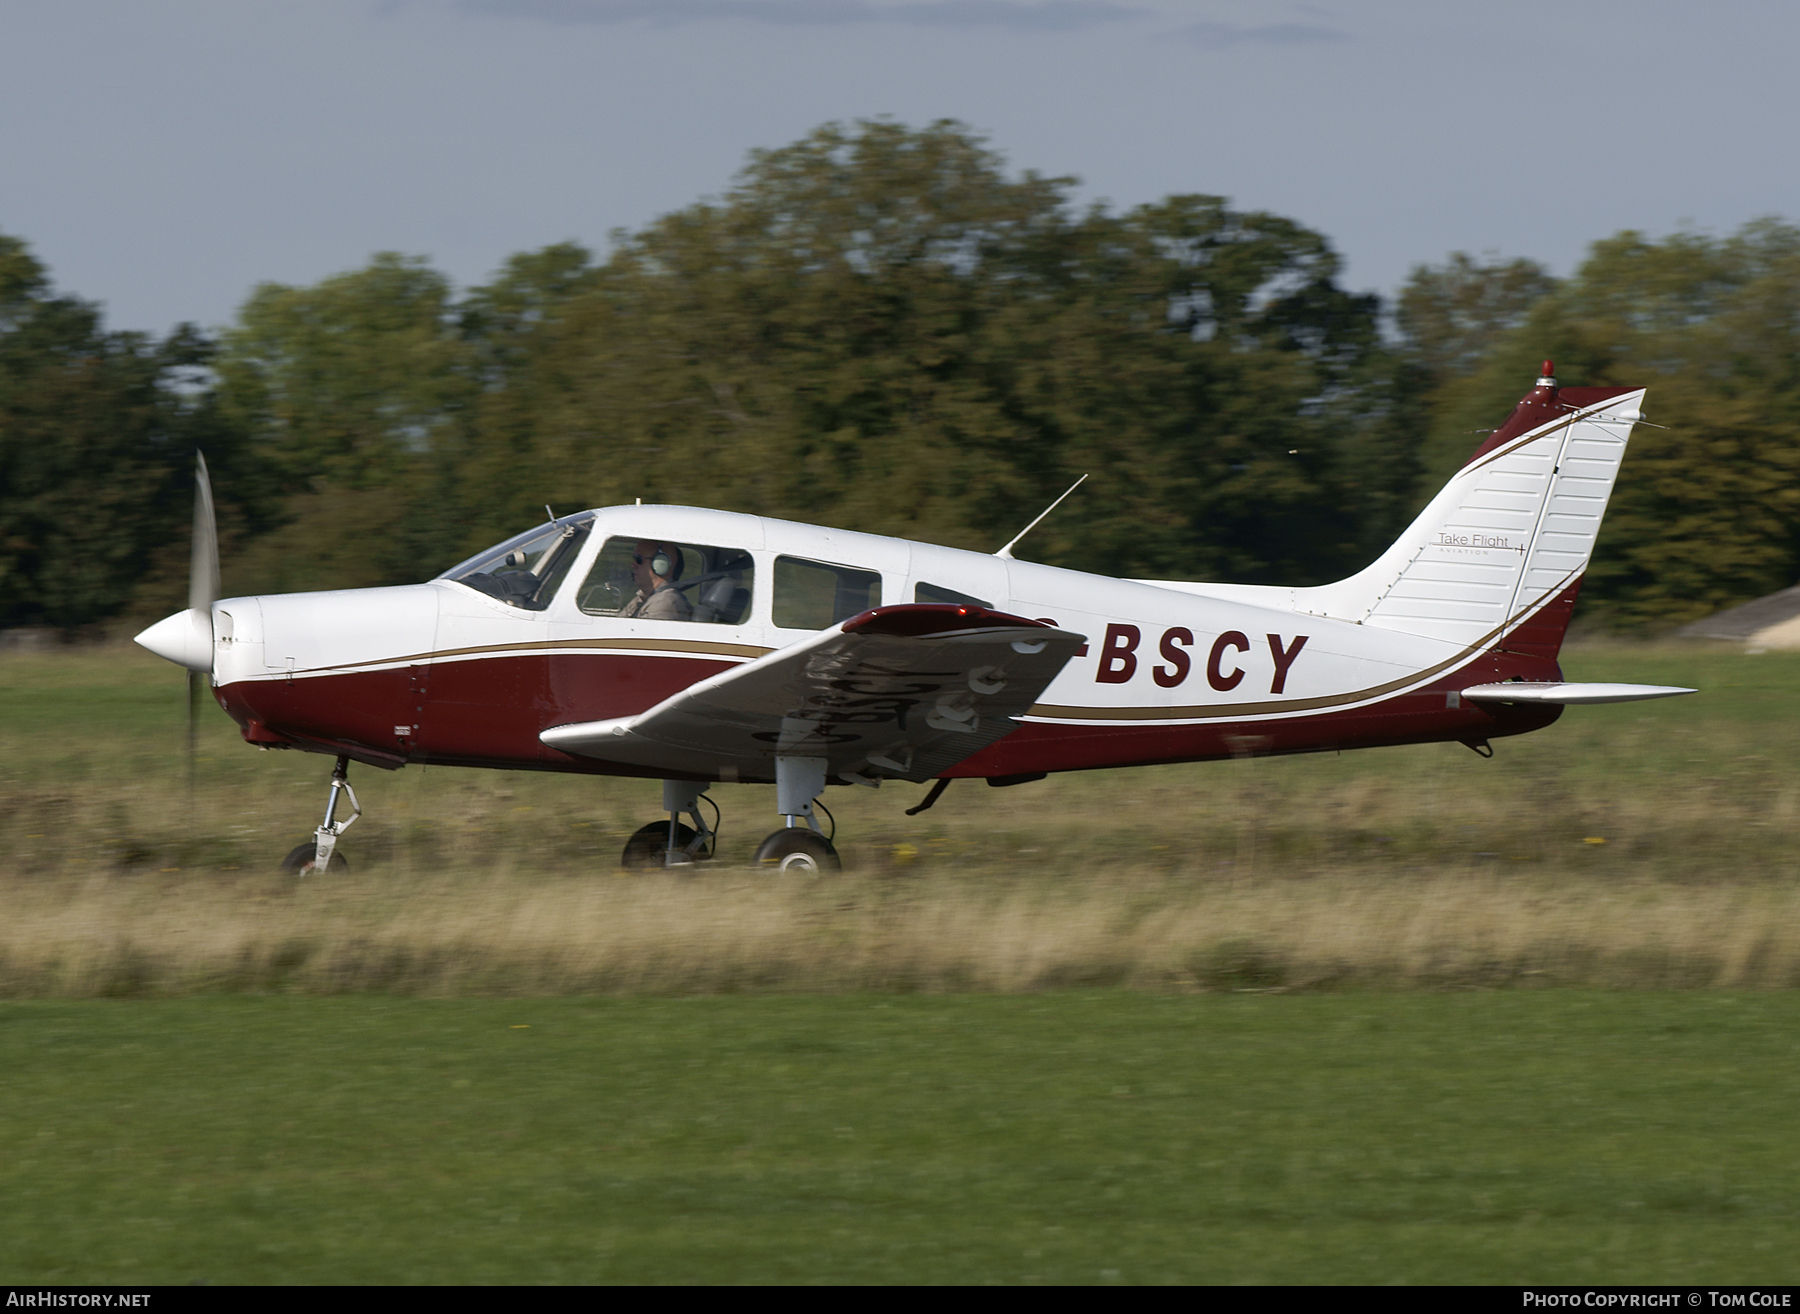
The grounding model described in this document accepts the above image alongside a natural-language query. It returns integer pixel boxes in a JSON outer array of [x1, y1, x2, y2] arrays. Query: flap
[[541, 605, 1088, 784]]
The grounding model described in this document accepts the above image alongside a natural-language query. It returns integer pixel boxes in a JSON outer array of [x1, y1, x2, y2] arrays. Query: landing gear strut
[[619, 779, 717, 869], [618, 762, 841, 871], [279, 755, 360, 875], [752, 756, 840, 872]]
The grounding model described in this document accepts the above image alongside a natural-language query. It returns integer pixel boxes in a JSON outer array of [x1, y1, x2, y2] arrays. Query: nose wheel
[[280, 839, 350, 874]]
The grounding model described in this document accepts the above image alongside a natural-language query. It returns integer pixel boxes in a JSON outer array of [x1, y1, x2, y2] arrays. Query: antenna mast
[[995, 474, 1088, 560]]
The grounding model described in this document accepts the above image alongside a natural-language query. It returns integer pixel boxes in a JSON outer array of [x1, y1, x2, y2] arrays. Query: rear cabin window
[[773, 557, 882, 630], [577, 537, 755, 625], [914, 581, 993, 609]]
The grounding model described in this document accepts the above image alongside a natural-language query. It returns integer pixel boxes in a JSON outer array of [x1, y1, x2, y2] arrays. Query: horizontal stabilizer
[[1460, 682, 1696, 705]]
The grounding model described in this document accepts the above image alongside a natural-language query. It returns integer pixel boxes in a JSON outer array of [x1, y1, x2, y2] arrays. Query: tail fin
[[1308, 362, 1644, 657]]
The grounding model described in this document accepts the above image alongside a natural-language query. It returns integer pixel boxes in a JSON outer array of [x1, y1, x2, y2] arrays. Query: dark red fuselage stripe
[[218, 651, 737, 773], [218, 642, 1563, 779]]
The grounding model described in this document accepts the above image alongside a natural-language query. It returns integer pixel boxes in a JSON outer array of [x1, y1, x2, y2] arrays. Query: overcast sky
[[3, 0, 1796, 337]]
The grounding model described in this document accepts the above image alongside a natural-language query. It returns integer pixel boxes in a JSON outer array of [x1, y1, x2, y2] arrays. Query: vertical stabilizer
[[1305, 363, 1644, 656]]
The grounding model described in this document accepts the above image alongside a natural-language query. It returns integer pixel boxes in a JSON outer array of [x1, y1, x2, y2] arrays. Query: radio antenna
[[995, 474, 1088, 560]]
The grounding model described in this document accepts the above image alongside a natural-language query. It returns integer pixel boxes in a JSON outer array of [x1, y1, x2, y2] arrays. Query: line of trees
[[4, 121, 1798, 635]]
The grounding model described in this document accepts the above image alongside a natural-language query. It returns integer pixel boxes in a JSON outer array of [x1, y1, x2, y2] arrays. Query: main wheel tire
[[279, 839, 348, 875], [753, 828, 841, 873], [620, 820, 702, 870]]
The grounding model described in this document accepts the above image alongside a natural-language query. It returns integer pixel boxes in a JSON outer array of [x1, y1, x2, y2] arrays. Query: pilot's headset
[[648, 544, 682, 582]]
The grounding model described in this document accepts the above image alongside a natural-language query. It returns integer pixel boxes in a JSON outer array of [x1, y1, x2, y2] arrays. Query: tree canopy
[[216, 121, 1406, 592], [1412, 222, 1800, 627], [4, 120, 1798, 636], [0, 235, 254, 630]]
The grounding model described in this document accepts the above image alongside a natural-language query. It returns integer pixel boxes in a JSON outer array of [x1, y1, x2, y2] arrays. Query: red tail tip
[[1541, 359, 1554, 377]]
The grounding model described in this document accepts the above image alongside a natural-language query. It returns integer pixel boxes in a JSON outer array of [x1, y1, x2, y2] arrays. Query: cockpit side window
[[578, 537, 756, 625], [440, 515, 594, 611], [774, 556, 882, 629]]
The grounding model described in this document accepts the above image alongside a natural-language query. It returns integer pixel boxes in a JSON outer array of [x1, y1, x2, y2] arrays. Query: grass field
[[4, 992, 1798, 1284], [1, 640, 1798, 1282]]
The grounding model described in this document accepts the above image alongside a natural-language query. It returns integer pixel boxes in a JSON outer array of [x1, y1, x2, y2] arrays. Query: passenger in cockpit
[[620, 540, 695, 621]]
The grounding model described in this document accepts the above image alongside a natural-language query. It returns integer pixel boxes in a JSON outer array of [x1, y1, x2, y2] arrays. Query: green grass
[[2, 992, 1796, 1284]]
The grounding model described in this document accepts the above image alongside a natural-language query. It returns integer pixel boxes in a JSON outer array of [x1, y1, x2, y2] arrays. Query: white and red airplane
[[136, 362, 1692, 872]]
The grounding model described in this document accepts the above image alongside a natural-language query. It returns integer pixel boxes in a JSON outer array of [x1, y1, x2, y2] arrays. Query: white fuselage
[[207, 503, 1557, 779]]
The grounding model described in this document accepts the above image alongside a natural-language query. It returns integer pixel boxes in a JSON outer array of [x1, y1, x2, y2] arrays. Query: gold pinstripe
[[275, 636, 773, 678]]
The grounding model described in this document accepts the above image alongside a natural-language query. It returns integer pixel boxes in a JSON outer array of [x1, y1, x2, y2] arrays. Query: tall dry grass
[[4, 641, 1799, 996], [4, 861, 1799, 997]]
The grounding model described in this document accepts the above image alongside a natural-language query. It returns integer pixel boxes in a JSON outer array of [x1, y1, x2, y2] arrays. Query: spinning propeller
[[134, 454, 220, 790]]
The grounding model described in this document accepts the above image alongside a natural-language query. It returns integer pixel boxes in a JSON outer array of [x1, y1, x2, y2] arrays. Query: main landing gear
[[752, 755, 840, 873], [618, 757, 841, 872], [619, 779, 718, 869], [279, 754, 359, 875]]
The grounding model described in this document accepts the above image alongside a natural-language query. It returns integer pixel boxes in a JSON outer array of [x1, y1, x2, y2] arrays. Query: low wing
[[1461, 682, 1696, 705], [541, 605, 1088, 784]]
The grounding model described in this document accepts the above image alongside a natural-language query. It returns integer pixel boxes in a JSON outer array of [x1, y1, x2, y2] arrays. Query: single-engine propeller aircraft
[[137, 363, 1693, 872]]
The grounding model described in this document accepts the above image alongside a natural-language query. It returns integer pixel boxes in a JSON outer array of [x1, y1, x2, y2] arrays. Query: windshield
[[439, 513, 595, 610]]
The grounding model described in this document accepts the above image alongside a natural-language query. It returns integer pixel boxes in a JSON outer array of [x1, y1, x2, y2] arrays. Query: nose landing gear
[[279, 755, 360, 875]]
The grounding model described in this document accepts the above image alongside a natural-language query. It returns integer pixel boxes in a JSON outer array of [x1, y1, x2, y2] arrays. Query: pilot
[[620, 541, 694, 621]]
